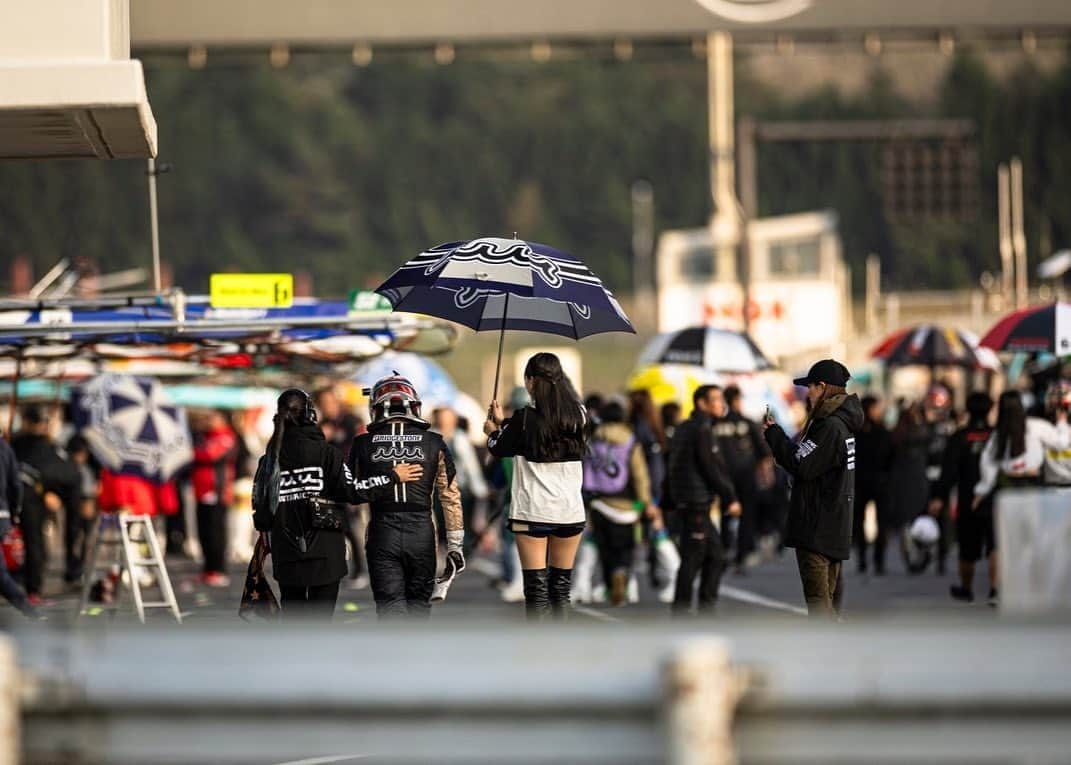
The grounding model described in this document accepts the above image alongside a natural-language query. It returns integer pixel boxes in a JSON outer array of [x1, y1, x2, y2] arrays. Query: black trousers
[[279, 580, 341, 621], [730, 472, 758, 566], [366, 512, 436, 619], [20, 497, 47, 597], [63, 497, 92, 582], [590, 510, 635, 589], [672, 504, 725, 614], [853, 479, 889, 572], [196, 502, 227, 574]]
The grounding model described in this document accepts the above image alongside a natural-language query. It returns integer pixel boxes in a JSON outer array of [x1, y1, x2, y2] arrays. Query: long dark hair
[[267, 388, 317, 459], [628, 389, 666, 449], [995, 391, 1026, 459], [523, 352, 585, 458]]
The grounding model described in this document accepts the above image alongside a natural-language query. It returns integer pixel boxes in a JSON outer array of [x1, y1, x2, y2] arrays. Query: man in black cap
[[762, 360, 863, 618]]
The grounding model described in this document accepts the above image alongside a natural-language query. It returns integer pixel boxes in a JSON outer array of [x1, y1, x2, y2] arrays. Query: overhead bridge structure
[[128, 0, 1070, 48]]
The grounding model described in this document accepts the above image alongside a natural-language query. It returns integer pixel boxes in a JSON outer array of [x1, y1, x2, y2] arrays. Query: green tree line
[[0, 48, 1068, 296]]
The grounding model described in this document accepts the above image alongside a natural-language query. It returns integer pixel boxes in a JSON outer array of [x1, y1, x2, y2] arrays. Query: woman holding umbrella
[[484, 353, 587, 621]]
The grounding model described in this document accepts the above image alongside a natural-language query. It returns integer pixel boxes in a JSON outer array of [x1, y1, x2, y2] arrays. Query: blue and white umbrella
[[376, 237, 634, 397], [71, 374, 193, 482]]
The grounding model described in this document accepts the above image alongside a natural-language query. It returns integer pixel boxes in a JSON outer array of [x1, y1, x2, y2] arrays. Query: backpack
[[251, 453, 280, 519], [583, 435, 634, 497]]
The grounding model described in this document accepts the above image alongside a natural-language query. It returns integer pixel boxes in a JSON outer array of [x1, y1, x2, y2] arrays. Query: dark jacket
[[933, 421, 993, 511], [348, 418, 462, 534], [0, 438, 21, 536], [764, 394, 864, 561], [855, 418, 894, 487], [665, 410, 737, 509], [713, 410, 769, 480], [253, 423, 398, 587], [12, 432, 81, 523]]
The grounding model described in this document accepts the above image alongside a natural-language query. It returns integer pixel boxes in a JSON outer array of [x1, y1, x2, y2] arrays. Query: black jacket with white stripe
[[254, 423, 398, 587], [348, 418, 462, 533], [764, 394, 864, 562]]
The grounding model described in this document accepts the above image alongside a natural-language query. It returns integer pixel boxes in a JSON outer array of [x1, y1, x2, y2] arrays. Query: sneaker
[[987, 588, 999, 608], [201, 572, 231, 588], [949, 585, 974, 603], [500, 577, 524, 603], [26, 593, 43, 608]]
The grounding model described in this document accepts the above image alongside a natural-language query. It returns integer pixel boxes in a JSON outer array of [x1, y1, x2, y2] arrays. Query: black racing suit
[[665, 409, 738, 614], [933, 421, 994, 563], [925, 417, 958, 573], [349, 418, 462, 619]]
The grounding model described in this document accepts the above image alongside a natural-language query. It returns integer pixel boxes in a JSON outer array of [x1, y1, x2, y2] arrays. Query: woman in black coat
[[253, 389, 421, 620]]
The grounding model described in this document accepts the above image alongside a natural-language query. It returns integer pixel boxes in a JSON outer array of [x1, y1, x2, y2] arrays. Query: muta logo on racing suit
[[278, 467, 325, 500], [372, 444, 425, 462]]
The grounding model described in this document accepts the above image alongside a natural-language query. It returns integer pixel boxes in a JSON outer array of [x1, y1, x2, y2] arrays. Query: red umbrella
[[979, 302, 1071, 354]]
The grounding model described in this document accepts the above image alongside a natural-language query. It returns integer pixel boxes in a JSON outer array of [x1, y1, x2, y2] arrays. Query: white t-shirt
[[975, 417, 1071, 497]]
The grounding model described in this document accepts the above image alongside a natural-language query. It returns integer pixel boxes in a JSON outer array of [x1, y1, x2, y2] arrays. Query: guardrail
[[8, 618, 1071, 764]]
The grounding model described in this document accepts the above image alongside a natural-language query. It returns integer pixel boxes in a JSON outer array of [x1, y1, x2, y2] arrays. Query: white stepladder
[[79, 512, 183, 624]]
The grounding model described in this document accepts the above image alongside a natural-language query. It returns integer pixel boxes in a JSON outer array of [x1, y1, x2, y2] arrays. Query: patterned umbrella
[[979, 302, 1071, 355], [638, 326, 773, 373], [871, 324, 1000, 370], [71, 374, 193, 482], [376, 237, 634, 398]]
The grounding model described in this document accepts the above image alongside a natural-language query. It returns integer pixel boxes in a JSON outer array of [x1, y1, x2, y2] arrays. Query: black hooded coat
[[764, 394, 864, 561]]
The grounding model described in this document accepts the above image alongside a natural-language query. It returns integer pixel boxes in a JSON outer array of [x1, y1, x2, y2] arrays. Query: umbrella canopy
[[871, 324, 1001, 370], [980, 302, 1071, 355], [637, 327, 773, 373], [375, 238, 635, 340], [71, 374, 193, 482]]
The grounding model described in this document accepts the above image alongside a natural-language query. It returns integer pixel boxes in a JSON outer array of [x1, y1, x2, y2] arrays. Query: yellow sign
[[209, 273, 293, 308]]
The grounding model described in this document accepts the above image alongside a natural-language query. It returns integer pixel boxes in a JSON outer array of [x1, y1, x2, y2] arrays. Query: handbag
[[308, 498, 346, 531], [238, 534, 280, 622]]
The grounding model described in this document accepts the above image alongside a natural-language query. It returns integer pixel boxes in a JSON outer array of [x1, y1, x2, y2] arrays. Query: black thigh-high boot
[[522, 568, 550, 622], [548, 567, 572, 621]]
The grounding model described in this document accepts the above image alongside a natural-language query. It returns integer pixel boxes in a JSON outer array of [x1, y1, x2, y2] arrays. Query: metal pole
[[998, 162, 1013, 306], [148, 157, 162, 294], [6, 352, 22, 439], [1011, 157, 1028, 309], [631, 180, 655, 327], [865, 254, 881, 334]]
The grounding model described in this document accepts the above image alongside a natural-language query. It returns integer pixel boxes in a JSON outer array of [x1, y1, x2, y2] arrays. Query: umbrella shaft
[[492, 293, 510, 402]]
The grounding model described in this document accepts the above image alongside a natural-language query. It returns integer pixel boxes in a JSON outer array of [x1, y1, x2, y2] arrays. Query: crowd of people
[[1, 350, 1068, 623]]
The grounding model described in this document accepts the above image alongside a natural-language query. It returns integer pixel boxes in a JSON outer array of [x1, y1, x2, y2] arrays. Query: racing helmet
[[366, 372, 425, 425], [1044, 379, 1071, 414]]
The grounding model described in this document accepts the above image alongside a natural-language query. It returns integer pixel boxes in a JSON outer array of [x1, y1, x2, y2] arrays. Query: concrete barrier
[[10, 618, 1071, 764], [998, 488, 1071, 614]]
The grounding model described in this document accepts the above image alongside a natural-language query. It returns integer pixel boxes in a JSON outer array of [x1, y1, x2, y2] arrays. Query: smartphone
[[764, 405, 773, 422]]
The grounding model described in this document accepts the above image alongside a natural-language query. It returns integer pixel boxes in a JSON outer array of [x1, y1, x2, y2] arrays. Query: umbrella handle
[[492, 292, 510, 402]]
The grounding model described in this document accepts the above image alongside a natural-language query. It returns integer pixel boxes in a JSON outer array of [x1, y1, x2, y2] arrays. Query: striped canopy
[[980, 302, 1071, 355], [375, 238, 634, 339], [871, 324, 1000, 370]]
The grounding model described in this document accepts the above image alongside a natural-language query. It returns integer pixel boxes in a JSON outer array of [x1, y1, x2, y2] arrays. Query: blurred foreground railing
[[6, 618, 1071, 764]]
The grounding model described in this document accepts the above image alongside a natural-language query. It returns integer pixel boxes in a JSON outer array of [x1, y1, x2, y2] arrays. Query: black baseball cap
[[793, 359, 851, 387]]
